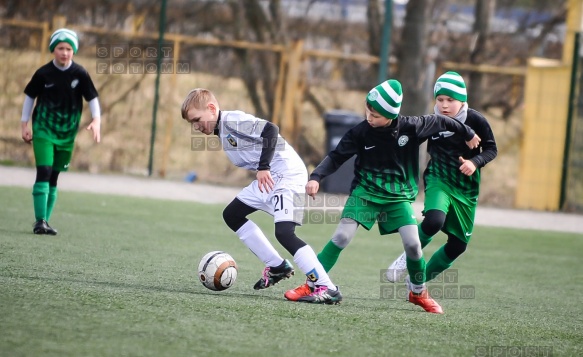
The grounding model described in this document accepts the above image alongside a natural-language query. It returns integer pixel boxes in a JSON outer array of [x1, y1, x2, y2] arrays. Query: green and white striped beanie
[[49, 28, 79, 54], [366, 79, 403, 120], [434, 71, 467, 102]]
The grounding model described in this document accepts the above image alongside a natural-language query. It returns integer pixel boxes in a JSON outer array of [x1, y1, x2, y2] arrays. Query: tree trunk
[[469, 0, 495, 110], [367, 0, 382, 56], [396, 0, 435, 115]]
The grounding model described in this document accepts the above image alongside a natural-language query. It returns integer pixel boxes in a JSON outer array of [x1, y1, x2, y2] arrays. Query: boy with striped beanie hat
[[49, 28, 79, 54], [365, 79, 403, 120], [434, 71, 467, 102], [385, 70, 498, 314]]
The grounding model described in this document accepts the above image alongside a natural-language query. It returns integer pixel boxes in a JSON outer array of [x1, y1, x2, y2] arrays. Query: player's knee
[[444, 235, 467, 260], [403, 241, 422, 260], [223, 203, 247, 232], [274, 221, 306, 255], [49, 170, 61, 187], [421, 210, 446, 236], [35, 165, 52, 182], [223, 198, 258, 232], [331, 230, 352, 249], [330, 218, 358, 249]]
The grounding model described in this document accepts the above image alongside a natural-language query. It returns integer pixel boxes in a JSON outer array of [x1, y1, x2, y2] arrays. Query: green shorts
[[33, 137, 74, 171], [423, 181, 477, 243], [341, 194, 418, 235]]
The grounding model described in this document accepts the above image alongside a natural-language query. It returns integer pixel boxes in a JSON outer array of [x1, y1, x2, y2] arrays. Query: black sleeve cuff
[[257, 121, 279, 171]]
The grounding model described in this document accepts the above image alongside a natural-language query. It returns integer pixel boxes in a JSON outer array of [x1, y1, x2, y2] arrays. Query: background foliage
[[0, 0, 568, 209]]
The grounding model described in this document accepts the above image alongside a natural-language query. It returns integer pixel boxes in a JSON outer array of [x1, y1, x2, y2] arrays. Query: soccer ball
[[198, 251, 238, 291]]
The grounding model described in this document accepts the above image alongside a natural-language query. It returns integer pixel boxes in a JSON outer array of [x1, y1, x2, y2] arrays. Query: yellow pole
[[272, 51, 287, 126], [280, 39, 304, 143], [563, 0, 583, 65]]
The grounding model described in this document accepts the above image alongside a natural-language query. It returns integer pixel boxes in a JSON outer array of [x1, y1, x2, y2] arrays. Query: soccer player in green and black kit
[[20, 28, 101, 235], [285, 79, 481, 313], [385, 72, 497, 289]]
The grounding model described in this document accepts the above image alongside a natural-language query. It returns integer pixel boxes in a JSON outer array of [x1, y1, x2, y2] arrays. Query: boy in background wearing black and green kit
[[20, 28, 101, 235], [386, 71, 497, 287]]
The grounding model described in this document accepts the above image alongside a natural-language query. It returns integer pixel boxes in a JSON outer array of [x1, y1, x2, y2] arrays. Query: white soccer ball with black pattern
[[198, 251, 238, 291]]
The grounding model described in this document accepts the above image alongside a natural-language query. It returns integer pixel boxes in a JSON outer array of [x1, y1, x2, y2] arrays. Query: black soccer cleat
[[33, 219, 57, 235], [45, 221, 58, 235], [253, 259, 295, 290]]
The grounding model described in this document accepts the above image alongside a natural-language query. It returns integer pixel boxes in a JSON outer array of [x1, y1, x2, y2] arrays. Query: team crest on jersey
[[71, 79, 79, 88], [226, 134, 237, 147], [398, 135, 409, 146]]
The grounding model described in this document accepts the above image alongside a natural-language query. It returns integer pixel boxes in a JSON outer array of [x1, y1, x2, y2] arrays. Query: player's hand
[[257, 170, 275, 193], [21, 123, 32, 144], [459, 156, 477, 176], [465, 134, 481, 149], [87, 118, 101, 143], [305, 180, 320, 199]]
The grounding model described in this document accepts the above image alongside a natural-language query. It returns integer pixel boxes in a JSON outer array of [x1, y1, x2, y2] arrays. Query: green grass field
[[1, 186, 581, 357]]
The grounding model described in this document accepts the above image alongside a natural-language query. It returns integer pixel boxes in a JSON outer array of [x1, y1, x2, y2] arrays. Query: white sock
[[410, 282, 426, 294], [293, 246, 336, 290], [236, 220, 283, 267], [406, 276, 426, 294]]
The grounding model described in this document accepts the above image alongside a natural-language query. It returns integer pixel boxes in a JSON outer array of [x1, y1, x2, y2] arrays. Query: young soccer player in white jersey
[[180, 88, 342, 304]]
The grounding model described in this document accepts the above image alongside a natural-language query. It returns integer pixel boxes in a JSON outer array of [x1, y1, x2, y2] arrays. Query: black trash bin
[[319, 110, 364, 194]]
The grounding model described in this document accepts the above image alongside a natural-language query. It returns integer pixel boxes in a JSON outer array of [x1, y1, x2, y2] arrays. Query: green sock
[[46, 186, 58, 222], [425, 245, 455, 282], [406, 255, 427, 285], [418, 223, 433, 248], [32, 182, 49, 221], [317, 240, 343, 272]]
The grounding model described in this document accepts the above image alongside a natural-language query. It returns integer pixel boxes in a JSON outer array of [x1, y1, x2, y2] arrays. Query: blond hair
[[180, 88, 219, 119]]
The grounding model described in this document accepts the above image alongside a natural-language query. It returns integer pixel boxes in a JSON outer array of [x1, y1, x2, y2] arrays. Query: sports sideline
[[1, 165, 581, 234]]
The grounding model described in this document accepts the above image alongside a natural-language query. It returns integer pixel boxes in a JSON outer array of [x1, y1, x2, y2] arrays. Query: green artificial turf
[[0, 186, 581, 357]]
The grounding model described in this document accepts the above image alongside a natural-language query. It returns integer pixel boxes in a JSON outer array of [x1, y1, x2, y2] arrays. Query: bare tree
[[367, 0, 383, 80], [396, 0, 436, 115], [469, 0, 495, 110], [226, 0, 287, 120]]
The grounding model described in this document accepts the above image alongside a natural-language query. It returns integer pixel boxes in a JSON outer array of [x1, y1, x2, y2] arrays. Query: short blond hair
[[180, 88, 219, 119]]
